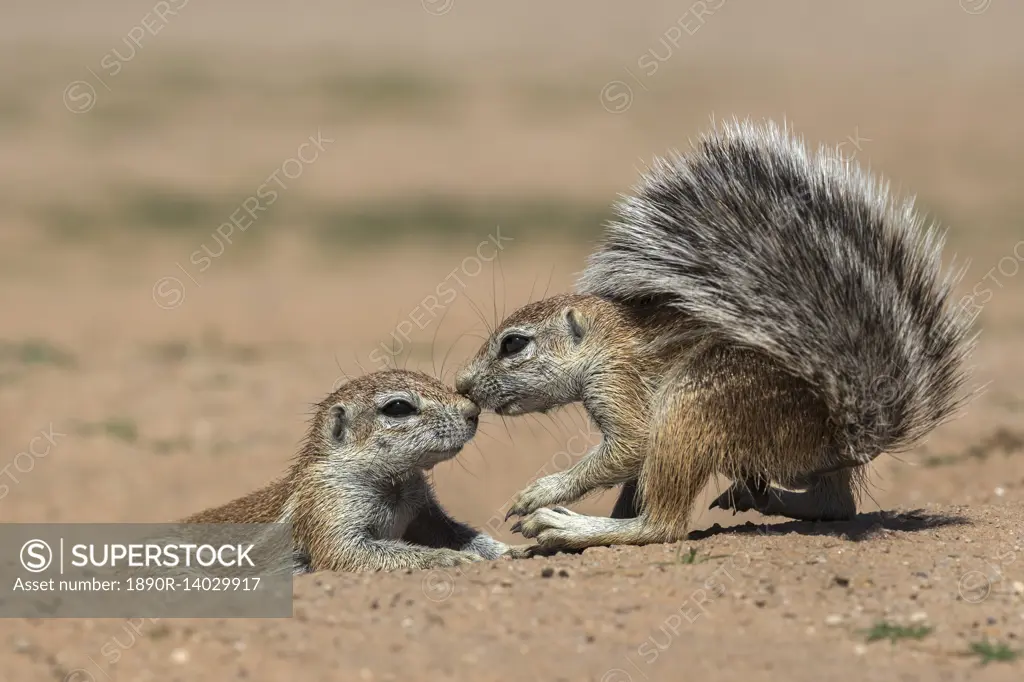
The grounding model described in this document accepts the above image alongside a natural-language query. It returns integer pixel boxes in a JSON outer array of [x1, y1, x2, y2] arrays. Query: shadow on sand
[[510, 509, 971, 559], [688, 508, 971, 543]]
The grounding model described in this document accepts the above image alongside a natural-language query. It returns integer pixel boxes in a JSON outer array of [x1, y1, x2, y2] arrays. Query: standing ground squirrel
[[183, 369, 509, 572], [455, 118, 977, 551]]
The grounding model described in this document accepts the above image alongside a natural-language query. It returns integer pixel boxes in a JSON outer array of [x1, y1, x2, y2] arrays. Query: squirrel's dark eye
[[380, 399, 417, 418], [499, 334, 530, 358]]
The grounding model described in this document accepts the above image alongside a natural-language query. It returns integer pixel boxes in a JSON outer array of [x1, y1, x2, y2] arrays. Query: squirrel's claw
[[707, 498, 736, 515], [520, 507, 569, 540], [511, 508, 575, 535], [505, 474, 575, 521], [505, 502, 528, 521], [505, 491, 536, 521], [709, 483, 766, 516]]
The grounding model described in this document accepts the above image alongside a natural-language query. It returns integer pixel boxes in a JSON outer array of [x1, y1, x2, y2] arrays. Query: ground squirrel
[[455, 119, 977, 551], [183, 370, 509, 572]]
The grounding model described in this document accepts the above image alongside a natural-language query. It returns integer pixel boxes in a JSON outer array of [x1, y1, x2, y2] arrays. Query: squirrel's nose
[[460, 400, 480, 424], [455, 369, 474, 396]]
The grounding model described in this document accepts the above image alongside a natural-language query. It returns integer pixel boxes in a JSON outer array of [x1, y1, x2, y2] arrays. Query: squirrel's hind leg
[[774, 469, 858, 521], [709, 469, 859, 522], [699, 344, 860, 523]]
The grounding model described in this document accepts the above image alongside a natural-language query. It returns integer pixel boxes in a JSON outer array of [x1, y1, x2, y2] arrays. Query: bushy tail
[[578, 119, 978, 464]]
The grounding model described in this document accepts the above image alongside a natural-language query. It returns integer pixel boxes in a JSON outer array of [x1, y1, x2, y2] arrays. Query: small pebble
[[558, 569, 570, 578], [854, 644, 867, 656], [824, 614, 843, 626], [540, 567, 555, 578], [910, 611, 928, 623], [995, 487, 1006, 497], [1012, 581, 1024, 596], [170, 648, 190, 665]]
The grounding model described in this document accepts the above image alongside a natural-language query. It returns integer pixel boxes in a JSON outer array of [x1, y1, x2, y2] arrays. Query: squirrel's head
[[456, 294, 611, 415], [311, 370, 479, 473]]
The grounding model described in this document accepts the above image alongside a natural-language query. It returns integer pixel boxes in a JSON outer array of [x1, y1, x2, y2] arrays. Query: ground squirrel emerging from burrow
[[455, 118, 977, 551], [183, 370, 510, 572]]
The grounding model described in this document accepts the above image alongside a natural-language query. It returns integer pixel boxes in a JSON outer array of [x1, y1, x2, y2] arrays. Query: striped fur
[[579, 119, 978, 464]]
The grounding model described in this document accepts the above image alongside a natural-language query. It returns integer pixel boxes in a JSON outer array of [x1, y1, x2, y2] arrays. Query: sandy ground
[[1, 1, 1023, 680], [0, 244, 1021, 682]]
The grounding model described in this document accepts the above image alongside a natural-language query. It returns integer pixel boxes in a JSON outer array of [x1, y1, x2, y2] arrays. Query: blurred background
[[0, 0, 1021, 534]]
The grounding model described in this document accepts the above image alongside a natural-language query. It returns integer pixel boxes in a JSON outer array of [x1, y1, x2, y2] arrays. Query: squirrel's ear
[[565, 308, 586, 344], [328, 403, 348, 443]]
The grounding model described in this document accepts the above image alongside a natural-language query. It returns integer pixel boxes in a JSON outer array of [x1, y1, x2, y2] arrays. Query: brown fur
[[456, 120, 974, 550], [183, 478, 292, 524], [182, 370, 508, 572], [457, 294, 865, 550]]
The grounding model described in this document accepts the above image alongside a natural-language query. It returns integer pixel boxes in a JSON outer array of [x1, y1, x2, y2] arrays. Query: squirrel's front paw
[[423, 549, 484, 569], [511, 507, 579, 548], [463, 534, 508, 560], [500, 543, 543, 559], [505, 474, 576, 520]]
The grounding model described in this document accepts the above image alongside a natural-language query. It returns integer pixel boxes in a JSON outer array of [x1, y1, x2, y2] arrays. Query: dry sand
[[1, 1, 1023, 680]]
